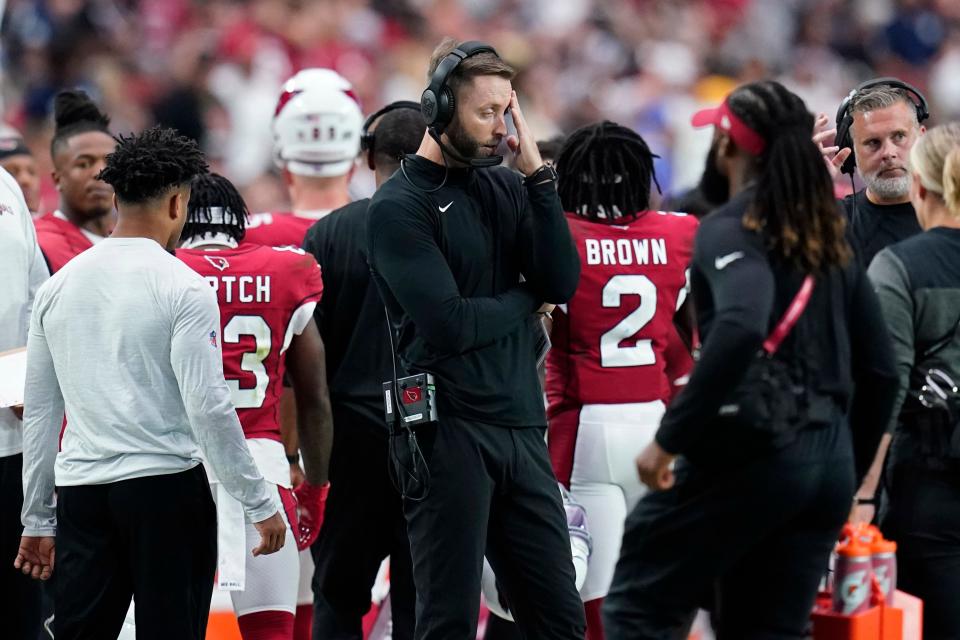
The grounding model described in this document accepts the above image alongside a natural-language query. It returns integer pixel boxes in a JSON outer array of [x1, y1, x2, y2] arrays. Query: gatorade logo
[[875, 566, 890, 596], [839, 570, 870, 614]]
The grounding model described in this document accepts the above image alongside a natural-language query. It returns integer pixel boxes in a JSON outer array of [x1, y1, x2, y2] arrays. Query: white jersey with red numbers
[[178, 243, 323, 442], [546, 210, 698, 604], [244, 210, 330, 248]]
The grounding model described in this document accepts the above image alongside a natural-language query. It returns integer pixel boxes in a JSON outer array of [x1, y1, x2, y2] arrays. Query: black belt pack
[[712, 275, 818, 436]]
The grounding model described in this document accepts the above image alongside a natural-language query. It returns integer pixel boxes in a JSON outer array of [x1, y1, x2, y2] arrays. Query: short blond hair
[[910, 122, 960, 218]]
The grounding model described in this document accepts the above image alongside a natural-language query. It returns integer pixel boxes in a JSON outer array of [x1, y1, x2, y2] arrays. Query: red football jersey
[[34, 213, 97, 273], [547, 211, 697, 486], [243, 211, 324, 248], [546, 211, 698, 410], [178, 244, 323, 441]]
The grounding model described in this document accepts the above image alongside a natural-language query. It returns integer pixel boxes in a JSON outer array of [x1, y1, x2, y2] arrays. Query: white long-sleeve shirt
[[0, 168, 49, 457], [21, 236, 277, 536]]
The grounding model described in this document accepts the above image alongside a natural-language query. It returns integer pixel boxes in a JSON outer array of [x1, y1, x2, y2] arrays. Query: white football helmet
[[272, 69, 362, 177], [273, 68, 356, 119], [482, 484, 593, 621]]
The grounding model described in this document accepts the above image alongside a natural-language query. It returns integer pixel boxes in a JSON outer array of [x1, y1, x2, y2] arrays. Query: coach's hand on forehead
[[506, 91, 544, 177]]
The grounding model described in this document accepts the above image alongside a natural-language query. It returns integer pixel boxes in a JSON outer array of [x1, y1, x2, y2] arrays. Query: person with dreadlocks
[[33, 90, 117, 272], [601, 81, 901, 639], [177, 173, 332, 640], [18, 127, 286, 639], [539, 121, 697, 640]]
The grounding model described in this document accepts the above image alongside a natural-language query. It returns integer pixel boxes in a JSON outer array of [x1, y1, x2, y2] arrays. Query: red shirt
[[33, 213, 96, 273], [547, 211, 698, 485], [178, 244, 323, 441], [243, 211, 325, 248]]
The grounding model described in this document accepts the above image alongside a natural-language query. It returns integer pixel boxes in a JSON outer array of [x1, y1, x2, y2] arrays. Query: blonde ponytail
[[943, 146, 960, 218], [910, 123, 960, 217]]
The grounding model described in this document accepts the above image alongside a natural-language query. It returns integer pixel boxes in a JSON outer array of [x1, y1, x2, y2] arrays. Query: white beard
[[862, 171, 910, 201]]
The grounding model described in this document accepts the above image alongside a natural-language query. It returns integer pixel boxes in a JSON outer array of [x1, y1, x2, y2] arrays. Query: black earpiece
[[361, 100, 421, 170]]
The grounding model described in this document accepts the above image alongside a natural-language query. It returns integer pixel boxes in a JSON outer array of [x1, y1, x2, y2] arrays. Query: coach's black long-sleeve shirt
[[367, 155, 580, 426], [656, 187, 900, 480]]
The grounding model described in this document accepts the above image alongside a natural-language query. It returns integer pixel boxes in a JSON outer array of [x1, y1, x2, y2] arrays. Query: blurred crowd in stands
[[2, 0, 960, 213]]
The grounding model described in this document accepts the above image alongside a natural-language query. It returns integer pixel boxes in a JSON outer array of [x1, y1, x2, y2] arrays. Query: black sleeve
[[517, 179, 581, 303], [368, 193, 540, 355], [848, 260, 900, 482], [655, 219, 774, 455], [301, 222, 326, 328]]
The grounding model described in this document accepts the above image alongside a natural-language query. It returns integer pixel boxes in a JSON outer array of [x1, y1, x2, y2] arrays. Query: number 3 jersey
[[178, 244, 323, 442], [546, 211, 698, 413]]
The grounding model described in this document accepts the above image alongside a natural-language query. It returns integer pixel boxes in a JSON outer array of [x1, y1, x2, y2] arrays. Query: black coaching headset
[[834, 77, 929, 176], [420, 40, 503, 168], [360, 100, 421, 171]]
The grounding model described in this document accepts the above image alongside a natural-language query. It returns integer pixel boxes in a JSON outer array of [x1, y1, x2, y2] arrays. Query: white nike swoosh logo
[[714, 251, 745, 270], [439, 202, 453, 213]]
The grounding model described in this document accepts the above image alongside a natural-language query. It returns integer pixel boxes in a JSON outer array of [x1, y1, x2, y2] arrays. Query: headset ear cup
[[366, 135, 376, 171], [836, 116, 857, 175], [436, 85, 455, 134], [421, 89, 439, 126]]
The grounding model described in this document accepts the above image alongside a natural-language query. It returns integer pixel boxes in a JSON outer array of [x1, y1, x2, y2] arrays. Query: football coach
[[366, 38, 585, 640]]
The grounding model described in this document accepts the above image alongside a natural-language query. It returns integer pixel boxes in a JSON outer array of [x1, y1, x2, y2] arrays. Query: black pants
[[881, 463, 960, 640], [0, 453, 42, 639], [604, 421, 854, 640], [311, 404, 415, 640], [55, 465, 216, 640], [397, 416, 585, 640]]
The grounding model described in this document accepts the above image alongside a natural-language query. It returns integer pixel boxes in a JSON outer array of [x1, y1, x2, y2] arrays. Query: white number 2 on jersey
[[223, 315, 272, 408], [600, 275, 657, 368]]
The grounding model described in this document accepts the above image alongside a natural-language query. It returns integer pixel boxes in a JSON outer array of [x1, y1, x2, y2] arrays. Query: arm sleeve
[[301, 227, 325, 328], [866, 250, 913, 434], [518, 180, 581, 303], [655, 222, 774, 455], [20, 305, 63, 537], [368, 198, 539, 354], [846, 257, 900, 481], [170, 280, 278, 523], [545, 306, 575, 487], [21, 200, 50, 314]]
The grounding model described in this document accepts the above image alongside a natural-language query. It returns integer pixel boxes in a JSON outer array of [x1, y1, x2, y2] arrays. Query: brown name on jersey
[[584, 238, 668, 266]]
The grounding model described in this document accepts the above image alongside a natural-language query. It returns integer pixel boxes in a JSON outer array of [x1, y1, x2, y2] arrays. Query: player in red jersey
[[546, 122, 698, 640], [244, 69, 362, 248], [178, 173, 333, 640], [34, 90, 116, 272]]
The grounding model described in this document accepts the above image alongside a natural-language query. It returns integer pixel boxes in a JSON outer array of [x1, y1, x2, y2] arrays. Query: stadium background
[[1, 0, 958, 638], [2, 0, 960, 216]]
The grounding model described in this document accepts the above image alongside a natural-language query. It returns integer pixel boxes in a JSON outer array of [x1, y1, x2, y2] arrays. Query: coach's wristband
[[523, 163, 558, 187]]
